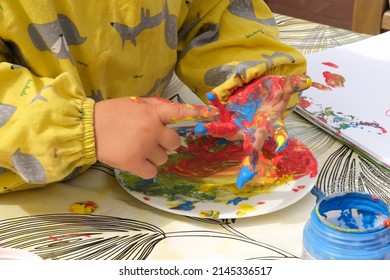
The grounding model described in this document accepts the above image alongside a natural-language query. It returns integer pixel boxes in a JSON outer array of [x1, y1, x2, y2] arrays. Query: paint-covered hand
[[194, 74, 312, 189], [94, 97, 218, 179]]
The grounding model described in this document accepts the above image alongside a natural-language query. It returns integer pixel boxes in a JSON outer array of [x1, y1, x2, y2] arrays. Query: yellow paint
[[236, 203, 257, 217], [199, 210, 220, 218], [236, 210, 247, 217], [69, 201, 98, 214], [167, 202, 180, 208], [239, 203, 256, 212]]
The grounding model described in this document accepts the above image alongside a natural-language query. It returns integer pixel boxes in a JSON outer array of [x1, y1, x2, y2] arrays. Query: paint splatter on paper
[[301, 61, 388, 135], [323, 71, 345, 88], [322, 62, 339, 69]]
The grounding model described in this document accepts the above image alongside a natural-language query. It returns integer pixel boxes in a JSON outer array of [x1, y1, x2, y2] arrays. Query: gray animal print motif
[[29, 85, 53, 105], [228, 0, 277, 26], [178, 23, 219, 60], [61, 166, 82, 181], [204, 52, 295, 87], [12, 149, 46, 184], [90, 89, 104, 102], [185, 0, 192, 9], [178, 12, 201, 40], [10, 64, 25, 70], [262, 52, 296, 68], [111, 0, 177, 49], [144, 69, 174, 97], [28, 14, 86, 62], [0, 104, 16, 128]]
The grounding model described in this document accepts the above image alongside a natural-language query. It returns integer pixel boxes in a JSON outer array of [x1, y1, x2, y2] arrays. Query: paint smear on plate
[[199, 210, 220, 218], [118, 132, 318, 210]]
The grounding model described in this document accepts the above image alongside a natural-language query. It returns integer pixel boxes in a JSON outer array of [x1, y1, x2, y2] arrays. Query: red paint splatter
[[383, 220, 390, 228], [143, 196, 151, 201], [168, 136, 318, 181], [298, 98, 313, 109], [49, 233, 91, 242], [323, 71, 345, 88], [262, 138, 318, 179], [293, 185, 305, 192], [312, 82, 332, 91], [257, 201, 266, 205], [322, 62, 339, 69]]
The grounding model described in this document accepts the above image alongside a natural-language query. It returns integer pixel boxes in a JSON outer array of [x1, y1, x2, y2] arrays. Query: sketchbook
[[295, 31, 390, 171]]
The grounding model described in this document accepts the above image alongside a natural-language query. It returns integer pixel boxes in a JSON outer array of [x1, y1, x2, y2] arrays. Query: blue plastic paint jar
[[302, 192, 390, 260]]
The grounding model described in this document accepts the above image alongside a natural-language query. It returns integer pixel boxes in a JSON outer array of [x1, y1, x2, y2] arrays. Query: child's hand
[[94, 97, 218, 179], [194, 74, 312, 188]]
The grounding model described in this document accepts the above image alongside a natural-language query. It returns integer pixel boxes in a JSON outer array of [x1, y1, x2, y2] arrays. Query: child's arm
[[176, 0, 307, 108], [0, 41, 96, 185], [0, 38, 218, 189], [94, 97, 218, 179], [176, 1, 308, 188]]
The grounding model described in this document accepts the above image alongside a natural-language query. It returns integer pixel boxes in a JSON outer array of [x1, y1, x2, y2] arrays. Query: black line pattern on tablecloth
[[274, 13, 369, 55], [286, 113, 390, 203], [316, 146, 390, 203], [0, 214, 297, 260], [285, 113, 337, 158]]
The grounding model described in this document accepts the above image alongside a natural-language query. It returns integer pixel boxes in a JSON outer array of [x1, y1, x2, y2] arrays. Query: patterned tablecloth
[[0, 15, 388, 260]]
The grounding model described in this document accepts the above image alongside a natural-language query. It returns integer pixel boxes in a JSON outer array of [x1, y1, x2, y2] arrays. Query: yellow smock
[[0, 0, 306, 193]]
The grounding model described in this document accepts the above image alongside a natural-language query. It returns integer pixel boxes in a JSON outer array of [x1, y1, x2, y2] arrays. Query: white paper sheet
[[296, 32, 390, 170]]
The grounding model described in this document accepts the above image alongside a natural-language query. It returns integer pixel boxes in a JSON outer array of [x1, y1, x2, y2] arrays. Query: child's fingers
[[132, 96, 172, 104], [236, 155, 258, 189], [131, 159, 159, 179], [158, 127, 182, 151], [156, 103, 219, 125], [206, 92, 231, 122], [270, 118, 289, 152], [146, 145, 169, 167], [194, 121, 239, 138]]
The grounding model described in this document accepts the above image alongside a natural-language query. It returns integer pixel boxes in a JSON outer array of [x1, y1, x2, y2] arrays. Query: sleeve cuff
[[81, 98, 97, 165]]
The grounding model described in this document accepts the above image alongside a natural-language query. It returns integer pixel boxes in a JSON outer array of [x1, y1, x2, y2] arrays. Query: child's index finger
[[157, 103, 219, 125]]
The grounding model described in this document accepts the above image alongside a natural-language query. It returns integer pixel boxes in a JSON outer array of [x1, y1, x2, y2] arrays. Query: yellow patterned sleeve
[[0, 52, 96, 192], [176, 0, 306, 108]]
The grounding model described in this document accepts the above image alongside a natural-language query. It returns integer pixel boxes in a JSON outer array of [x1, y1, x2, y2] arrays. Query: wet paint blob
[[121, 132, 318, 208], [322, 62, 339, 69], [69, 201, 98, 214]]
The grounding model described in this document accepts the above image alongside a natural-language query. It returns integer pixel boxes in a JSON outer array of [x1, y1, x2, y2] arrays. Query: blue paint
[[170, 201, 195, 211], [302, 192, 390, 259], [216, 138, 229, 145], [227, 197, 249, 205], [310, 185, 326, 203], [236, 166, 257, 189], [194, 123, 207, 135], [228, 95, 261, 130], [206, 92, 216, 102]]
